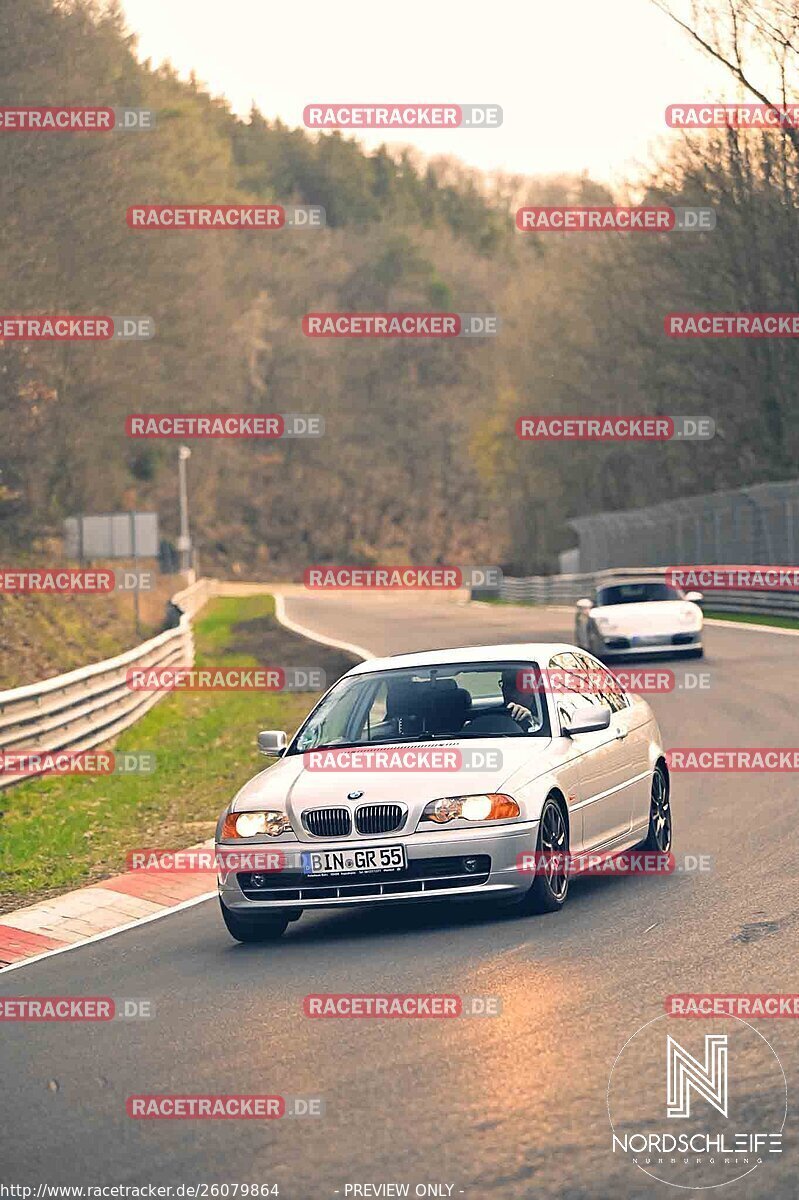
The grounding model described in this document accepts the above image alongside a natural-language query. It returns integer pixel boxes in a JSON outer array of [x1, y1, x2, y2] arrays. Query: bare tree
[[651, 0, 799, 155]]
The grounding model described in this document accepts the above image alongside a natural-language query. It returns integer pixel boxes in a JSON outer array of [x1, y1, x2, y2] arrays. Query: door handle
[[614, 727, 628, 740]]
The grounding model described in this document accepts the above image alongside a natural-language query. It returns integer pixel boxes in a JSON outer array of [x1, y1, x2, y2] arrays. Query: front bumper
[[217, 821, 537, 912], [599, 631, 702, 657]]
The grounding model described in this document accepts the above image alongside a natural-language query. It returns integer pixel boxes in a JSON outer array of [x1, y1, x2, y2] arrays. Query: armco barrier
[[491, 566, 799, 619], [3, 568, 794, 794], [0, 577, 216, 790]]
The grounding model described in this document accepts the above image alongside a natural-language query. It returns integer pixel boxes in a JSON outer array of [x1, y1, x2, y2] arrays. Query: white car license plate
[[301, 845, 406, 876]]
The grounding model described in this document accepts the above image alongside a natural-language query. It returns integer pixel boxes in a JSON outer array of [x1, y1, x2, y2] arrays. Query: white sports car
[[215, 642, 670, 942], [574, 579, 704, 660]]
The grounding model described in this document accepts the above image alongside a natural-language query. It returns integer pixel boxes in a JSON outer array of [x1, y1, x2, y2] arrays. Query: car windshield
[[596, 583, 682, 606], [288, 660, 551, 754]]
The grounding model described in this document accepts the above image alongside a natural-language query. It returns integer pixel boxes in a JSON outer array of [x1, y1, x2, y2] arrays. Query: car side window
[[575, 651, 629, 713], [549, 653, 597, 700], [549, 652, 596, 730]]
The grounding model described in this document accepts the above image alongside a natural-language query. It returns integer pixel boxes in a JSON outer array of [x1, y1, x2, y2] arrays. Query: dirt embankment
[[0, 572, 186, 690]]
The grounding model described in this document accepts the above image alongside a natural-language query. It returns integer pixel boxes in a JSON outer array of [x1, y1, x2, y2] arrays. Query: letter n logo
[[666, 1034, 728, 1118]]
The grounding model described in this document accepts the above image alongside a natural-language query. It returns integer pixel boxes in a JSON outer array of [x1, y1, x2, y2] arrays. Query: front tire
[[516, 796, 570, 915], [638, 765, 672, 852], [220, 898, 289, 943]]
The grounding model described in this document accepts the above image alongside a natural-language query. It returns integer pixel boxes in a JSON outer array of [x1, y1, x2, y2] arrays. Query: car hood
[[231, 737, 554, 828], [592, 600, 701, 633]]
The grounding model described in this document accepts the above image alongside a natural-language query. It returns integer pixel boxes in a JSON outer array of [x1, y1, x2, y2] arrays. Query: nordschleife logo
[[607, 1014, 786, 1189]]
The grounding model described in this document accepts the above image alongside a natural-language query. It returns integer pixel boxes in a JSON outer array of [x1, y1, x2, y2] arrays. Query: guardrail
[[489, 567, 799, 619], [3, 567, 793, 793], [0, 577, 216, 790]]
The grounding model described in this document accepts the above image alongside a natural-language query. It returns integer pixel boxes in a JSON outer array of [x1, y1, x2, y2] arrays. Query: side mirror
[[576, 598, 593, 612], [561, 703, 611, 736], [684, 591, 703, 604], [258, 730, 288, 757]]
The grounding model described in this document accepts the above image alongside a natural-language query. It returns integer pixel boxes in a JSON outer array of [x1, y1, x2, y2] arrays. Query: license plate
[[301, 845, 406, 876]]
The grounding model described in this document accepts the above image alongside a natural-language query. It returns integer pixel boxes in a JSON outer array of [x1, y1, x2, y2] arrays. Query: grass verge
[[703, 609, 799, 630], [0, 594, 358, 913], [472, 595, 534, 606]]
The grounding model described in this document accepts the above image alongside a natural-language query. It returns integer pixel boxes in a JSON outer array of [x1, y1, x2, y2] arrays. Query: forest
[[1, 0, 798, 574]]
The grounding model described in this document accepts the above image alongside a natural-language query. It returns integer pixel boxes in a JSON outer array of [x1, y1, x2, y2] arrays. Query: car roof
[[345, 643, 582, 676]]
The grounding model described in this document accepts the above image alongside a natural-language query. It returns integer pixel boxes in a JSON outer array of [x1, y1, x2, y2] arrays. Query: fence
[[0, 577, 215, 790], [569, 479, 799, 573], [495, 566, 799, 619]]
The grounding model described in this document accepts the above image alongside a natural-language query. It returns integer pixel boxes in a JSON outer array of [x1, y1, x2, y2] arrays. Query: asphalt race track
[[1, 591, 797, 1198]]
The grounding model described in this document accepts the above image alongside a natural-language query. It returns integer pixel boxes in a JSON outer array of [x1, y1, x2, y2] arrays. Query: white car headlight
[[422, 794, 520, 824], [222, 810, 293, 838], [594, 617, 616, 633], [678, 607, 701, 625]]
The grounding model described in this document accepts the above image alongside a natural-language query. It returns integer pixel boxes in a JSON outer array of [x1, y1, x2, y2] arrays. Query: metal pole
[[129, 510, 141, 638], [782, 501, 791, 566], [177, 445, 192, 574]]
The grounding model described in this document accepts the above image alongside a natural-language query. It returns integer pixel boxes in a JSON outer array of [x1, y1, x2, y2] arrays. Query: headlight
[[679, 607, 700, 624], [222, 810, 293, 838], [594, 617, 616, 632], [422, 794, 520, 824]]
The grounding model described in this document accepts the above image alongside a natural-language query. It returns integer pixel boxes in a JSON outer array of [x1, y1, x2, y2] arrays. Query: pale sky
[[120, 0, 737, 182]]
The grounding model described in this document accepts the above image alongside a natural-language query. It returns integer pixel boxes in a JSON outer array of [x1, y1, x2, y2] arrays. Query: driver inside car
[[500, 668, 537, 730]]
